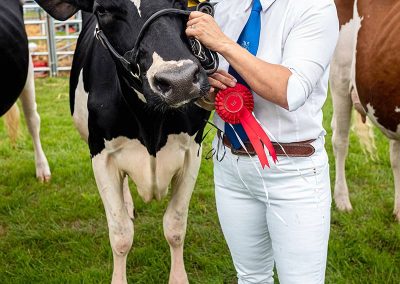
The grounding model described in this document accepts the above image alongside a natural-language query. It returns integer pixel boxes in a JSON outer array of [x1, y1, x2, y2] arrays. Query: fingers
[[209, 77, 227, 90], [185, 18, 202, 38], [211, 72, 237, 87], [186, 13, 213, 34], [207, 68, 238, 90], [216, 69, 236, 81], [186, 18, 204, 28], [209, 77, 235, 91], [186, 12, 229, 52], [186, 18, 205, 38], [187, 17, 202, 27], [185, 27, 197, 38], [188, 11, 208, 20]]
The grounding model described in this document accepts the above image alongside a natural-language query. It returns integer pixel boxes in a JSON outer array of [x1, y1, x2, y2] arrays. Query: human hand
[[196, 70, 237, 111], [185, 11, 233, 52], [208, 69, 237, 94]]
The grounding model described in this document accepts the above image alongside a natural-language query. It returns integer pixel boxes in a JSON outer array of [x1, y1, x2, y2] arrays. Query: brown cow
[[330, 0, 400, 221]]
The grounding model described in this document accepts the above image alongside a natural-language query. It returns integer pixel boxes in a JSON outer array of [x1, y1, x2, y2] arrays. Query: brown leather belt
[[218, 131, 315, 157]]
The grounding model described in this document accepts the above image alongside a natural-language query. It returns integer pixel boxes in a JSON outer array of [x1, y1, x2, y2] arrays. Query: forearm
[[217, 41, 291, 109]]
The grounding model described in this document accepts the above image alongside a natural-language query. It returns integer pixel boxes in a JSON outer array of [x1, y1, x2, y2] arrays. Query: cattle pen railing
[[23, 1, 82, 77]]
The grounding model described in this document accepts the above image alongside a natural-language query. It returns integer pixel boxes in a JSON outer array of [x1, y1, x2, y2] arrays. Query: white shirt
[[212, 0, 339, 142]]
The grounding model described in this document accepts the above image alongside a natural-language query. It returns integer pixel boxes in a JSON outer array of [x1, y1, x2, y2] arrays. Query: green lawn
[[0, 77, 399, 283]]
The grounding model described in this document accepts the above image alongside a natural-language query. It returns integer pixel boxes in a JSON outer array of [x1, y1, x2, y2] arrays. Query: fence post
[[46, 15, 58, 77]]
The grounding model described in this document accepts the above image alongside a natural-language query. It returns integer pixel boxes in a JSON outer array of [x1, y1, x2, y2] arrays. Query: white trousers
[[213, 136, 331, 284]]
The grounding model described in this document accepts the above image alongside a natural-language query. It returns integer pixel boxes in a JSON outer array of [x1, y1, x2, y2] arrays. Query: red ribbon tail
[[240, 112, 270, 169], [241, 109, 277, 163]]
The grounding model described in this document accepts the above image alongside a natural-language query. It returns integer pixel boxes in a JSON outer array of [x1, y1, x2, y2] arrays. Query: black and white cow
[[1, 0, 50, 181], [34, 0, 211, 283]]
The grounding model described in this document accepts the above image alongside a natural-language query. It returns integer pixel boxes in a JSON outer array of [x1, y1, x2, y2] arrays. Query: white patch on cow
[[99, 132, 200, 203], [366, 103, 400, 140], [73, 70, 89, 143], [330, 18, 360, 94], [395, 107, 400, 113], [131, 0, 141, 16], [172, 99, 194, 108], [146, 52, 193, 97], [350, 0, 363, 97], [92, 132, 202, 282], [94, 24, 99, 37]]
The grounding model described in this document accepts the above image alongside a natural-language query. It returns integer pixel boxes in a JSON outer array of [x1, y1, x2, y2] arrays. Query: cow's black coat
[[0, 0, 29, 116]]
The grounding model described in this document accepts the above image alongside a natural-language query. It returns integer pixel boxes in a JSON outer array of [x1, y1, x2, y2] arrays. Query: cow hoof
[[36, 164, 51, 183], [334, 195, 353, 212]]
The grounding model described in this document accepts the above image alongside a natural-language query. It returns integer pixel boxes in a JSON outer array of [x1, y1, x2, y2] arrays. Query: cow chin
[[165, 89, 203, 108], [141, 84, 206, 111]]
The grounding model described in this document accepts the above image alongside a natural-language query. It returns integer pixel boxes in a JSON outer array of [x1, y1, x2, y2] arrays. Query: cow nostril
[[154, 76, 172, 94], [193, 69, 200, 84]]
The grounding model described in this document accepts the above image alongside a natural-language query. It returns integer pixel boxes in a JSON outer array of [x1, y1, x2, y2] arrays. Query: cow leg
[[331, 89, 353, 211], [92, 154, 133, 284], [19, 56, 51, 182], [390, 140, 400, 222], [330, 84, 353, 211], [122, 175, 134, 220], [163, 147, 201, 284]]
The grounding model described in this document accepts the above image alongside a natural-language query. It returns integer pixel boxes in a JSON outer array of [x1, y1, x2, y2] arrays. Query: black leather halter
[[95, 2, 219, 92]]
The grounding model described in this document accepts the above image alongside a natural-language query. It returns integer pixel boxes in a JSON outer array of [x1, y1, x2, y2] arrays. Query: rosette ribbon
[[215, 83, 278, 168]]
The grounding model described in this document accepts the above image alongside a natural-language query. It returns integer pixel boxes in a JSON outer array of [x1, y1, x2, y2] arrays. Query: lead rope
[[199, 119, 288, 225]]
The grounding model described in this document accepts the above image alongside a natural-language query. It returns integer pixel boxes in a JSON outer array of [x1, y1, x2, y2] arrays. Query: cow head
[[35, 0, 211, 108]]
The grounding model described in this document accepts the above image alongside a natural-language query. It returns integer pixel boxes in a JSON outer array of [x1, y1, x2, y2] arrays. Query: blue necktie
[[224, 0, 262, 149]]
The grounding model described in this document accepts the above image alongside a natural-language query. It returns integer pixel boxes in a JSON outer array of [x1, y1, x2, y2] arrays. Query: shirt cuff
[[286, 72, 307, 112]]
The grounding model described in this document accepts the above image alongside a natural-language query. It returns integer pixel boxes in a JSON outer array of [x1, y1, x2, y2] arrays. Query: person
[[186, 0, 339, 283]]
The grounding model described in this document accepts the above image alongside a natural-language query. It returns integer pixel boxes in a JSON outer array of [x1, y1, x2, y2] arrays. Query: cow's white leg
[[19, 56, 51, 182], [390, 140, 400, 222], [163, 146, 201, 284], [331, 85, 353, 211], [92, 153, 133, 284], [122, 175, 134, 220], [329, 16, 360, 212]]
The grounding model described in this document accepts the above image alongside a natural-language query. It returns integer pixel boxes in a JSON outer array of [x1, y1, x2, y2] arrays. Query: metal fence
[[23, 1, 82, 76]]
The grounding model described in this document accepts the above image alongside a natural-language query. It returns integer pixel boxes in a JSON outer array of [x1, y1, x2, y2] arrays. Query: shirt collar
[[244, 0, 276, 12]]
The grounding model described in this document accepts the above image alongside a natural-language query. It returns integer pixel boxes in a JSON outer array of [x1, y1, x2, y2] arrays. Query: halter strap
[[124, 9, 191, 64]]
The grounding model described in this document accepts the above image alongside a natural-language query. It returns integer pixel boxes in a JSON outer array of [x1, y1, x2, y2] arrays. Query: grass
[[0, 77, 399, 283]]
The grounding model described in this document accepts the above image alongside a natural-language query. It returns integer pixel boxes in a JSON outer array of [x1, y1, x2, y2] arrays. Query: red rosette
[[214, 83, 278, 169], [215, 83, 254, 124]]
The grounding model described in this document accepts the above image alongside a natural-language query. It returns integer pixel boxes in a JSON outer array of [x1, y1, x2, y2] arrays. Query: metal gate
[[23, 1, 82, 77]]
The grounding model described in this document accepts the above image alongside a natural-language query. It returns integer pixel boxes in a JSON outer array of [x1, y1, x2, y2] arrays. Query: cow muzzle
[[149, 61, 209, 107]]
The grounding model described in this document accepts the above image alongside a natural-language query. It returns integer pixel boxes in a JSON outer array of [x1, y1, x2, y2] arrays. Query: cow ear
[[34, 0, 93, 21]]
